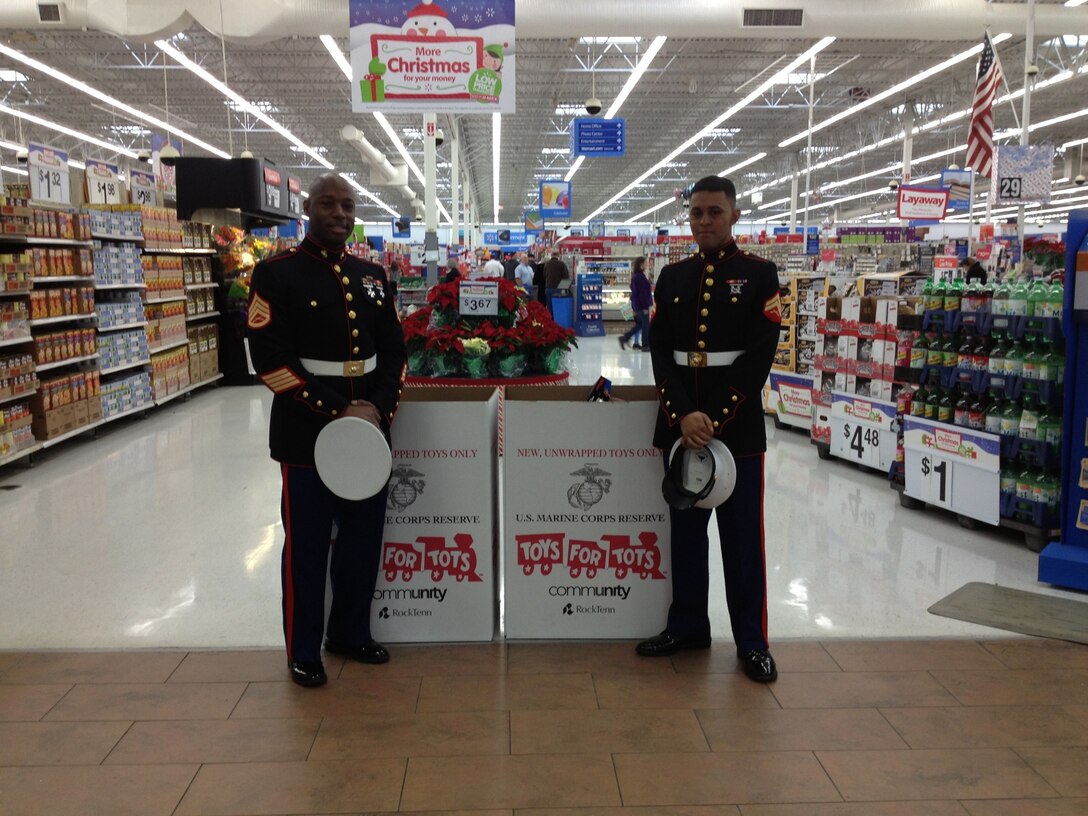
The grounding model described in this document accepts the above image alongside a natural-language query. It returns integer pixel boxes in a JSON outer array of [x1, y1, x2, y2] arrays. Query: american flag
[[965, 33, 1003, 178]]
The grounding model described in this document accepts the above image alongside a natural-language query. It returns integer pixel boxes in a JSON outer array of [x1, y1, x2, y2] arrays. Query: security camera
[[682, 199, 690, 208], [1025, 64, 1039, 77], [888, 178, 900, 190], [434, 128, 445, 148], [584, 96, 602, 116], [15, 148, 28, 164], [136, 149, 151, 163], [1075, 173, 1086, 186]]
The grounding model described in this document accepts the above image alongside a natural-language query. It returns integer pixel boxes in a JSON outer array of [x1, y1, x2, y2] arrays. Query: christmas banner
[[350, 0, 515, 113]]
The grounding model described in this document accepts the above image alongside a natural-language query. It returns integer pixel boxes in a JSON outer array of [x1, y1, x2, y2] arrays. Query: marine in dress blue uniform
[[638, 176, 782, 683], [247, 174, 407, 686]]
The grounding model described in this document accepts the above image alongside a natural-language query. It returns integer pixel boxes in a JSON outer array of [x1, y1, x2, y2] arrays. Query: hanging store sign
[[349, 0, 515, 113], [571, 117, 626, 157], [128, 169, 157, 206], [896, 186, 950, 221], [539, 179, 571, 219], [84, 160, 122, 206], [991, 144, 1055, 205], [287, 176, 303, 218], [524, 209, 543, 233], [940, 168, 973, 211], [27, 143, 70, 206]]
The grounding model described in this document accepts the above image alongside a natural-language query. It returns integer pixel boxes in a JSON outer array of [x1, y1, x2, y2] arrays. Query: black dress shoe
[[635, 631, 712, 657], [738, 649, 777, 682], [619, 337, 629, 350], [324, 638, 390, 664], [288, 660, 327, 687]]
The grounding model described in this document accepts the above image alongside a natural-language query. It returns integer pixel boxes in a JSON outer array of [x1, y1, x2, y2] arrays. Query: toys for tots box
[[503, 386, 671, 638], [371, 386, 499, 642]]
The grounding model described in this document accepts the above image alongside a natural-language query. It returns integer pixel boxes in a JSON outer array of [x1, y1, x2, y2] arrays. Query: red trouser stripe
[[758, 453, 769, 644], [281, 463, 295, 662]]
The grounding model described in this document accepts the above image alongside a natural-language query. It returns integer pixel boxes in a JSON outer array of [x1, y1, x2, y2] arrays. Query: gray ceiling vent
[[37, 3, 65, 23], [742, 8, 804, 27]]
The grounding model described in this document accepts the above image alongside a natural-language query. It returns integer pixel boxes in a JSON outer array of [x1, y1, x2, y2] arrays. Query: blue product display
[[1039, 209, 1088, 589], [575, 273, 605, 337]]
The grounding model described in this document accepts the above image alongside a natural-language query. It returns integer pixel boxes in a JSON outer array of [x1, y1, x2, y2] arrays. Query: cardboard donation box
[[503, 386, 672, 638], [371, 386, 499, 642]]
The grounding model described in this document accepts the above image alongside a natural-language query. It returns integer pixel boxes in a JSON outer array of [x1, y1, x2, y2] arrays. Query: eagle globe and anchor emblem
[[387, 464, 426, 510], [567, 463, 612, 510]]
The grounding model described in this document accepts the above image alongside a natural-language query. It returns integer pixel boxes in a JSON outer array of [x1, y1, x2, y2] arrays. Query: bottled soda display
[[1040, 339, 1065, 385], [937, 387, 955, 424], [1027, 279, 1048, 317], [1044, 280, 1064, 318], [1003, 340, 1024, 377], [987, 334, 1008, 376], [999, 398, 1022, 438], [1007, 278, 1029, 317], [1038, 407, 1061, 447], [954, 387, 971, 427], [1021, 339, 1041, 381], [944, 278, 963, 313], [941, 333, 958, 368], [957, 333, 974, 371], [1018, 395, 1039, 441], [911, 334, 927, 369], [984, 393, 1005, 435], [967, 391, 989, 430], [992, 279, 1010, 316]]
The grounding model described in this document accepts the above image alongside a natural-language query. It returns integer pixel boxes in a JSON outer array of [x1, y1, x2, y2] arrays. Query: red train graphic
[[515, 531, 666, 580]]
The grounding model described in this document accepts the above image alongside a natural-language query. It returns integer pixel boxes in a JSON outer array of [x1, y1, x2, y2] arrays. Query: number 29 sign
[[992, 144, 1055, 206]]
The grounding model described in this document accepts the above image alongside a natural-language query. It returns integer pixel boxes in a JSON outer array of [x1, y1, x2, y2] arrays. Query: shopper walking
[[619, 256, 653, 350], [247, 173, 407, 687], [637, 175, 782, 683]]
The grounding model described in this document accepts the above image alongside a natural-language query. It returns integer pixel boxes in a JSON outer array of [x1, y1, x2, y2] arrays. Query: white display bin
[[502, 385, 672, 639], [370, 386, 499, 642]]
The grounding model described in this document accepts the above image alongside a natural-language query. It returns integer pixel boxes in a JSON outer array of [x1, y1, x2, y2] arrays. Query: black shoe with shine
[[288, 660, 327, 687], [324, 638, 390, 664], [635, 631, 712, 657], [738, 649, 778, 682], [618, 337, 629, 350]]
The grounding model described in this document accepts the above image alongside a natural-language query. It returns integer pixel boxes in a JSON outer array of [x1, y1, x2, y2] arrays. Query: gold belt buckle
[[344, 360, 364, 376], [687, 351, 707, 368]]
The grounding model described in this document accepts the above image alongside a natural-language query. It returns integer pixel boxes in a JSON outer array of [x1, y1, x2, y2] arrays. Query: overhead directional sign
[[571, 117, 626, 157]]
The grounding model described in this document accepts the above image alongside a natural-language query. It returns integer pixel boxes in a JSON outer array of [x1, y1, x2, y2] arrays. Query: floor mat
[[928, 582, 1088, 644]]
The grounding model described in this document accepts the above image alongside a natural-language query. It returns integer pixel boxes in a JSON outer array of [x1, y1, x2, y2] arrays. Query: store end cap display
[[315, 417, 392, 500], [663, 439, 736, 509]]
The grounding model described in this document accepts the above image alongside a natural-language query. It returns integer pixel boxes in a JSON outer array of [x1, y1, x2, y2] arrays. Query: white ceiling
[[1, 0, 1087, 227]]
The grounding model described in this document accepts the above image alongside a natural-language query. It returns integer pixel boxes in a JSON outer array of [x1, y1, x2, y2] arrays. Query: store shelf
[[153, 374, 223, 406], [0, 442, 41, 468], [0, 334, 33, 348], [40, 418, 105, 449], [141, 246, 216, 255], [0, 386, 37, 406], [97, 320, 148, 333], [148, 338, 188, 354], [145, 294, 187, 304], [100, 400, 153, 424], [0, 236, 93, 247], [29, 275, 95, 284], [186, 310, 220, 322], [184, 282, 218, 290], [29, 313, 96, 327], [100, 357, 151, 377], [92, 231, 144, 242], [0, 288, 31, 298], [94, 282, 146, 290], [36, 353, 100, 373]]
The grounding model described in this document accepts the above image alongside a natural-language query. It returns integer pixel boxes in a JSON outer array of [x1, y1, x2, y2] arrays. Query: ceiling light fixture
[[0, 42, 229, 159], [156, 39, 333, 169], [0, 103, 139, 158], [339, 173, 398, 216], [588, 36, 835, 222], [779, 34, 1012, 148], [624, 152, 768, 223]]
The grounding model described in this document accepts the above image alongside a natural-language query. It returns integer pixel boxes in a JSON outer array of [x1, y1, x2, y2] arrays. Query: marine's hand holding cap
[[314, 416, 392, 500], [662, 438, 737, 509]]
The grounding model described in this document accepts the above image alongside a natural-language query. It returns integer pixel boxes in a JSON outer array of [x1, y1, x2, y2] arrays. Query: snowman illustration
[[401, 0, 457, 38]]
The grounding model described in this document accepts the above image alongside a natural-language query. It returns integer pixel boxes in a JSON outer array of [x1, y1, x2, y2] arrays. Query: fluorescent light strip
[[493, 112, 501, 224], [339, 173, 398, 216], [756, 173, 941, 222], [1, 164, 29, 176], [0, 42, 230, 159], [156, 40, 333, 169], [588, 37, 835, 222], [0, 104, 138, 158], [565, 36, 666, 184], [320, 36, 451, 223], [779, 34, 1011, 148], [624, 151, 767, 223]]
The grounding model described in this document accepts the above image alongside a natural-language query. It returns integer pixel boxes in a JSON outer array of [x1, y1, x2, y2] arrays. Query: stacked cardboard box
[[186, 323, 220, 384]]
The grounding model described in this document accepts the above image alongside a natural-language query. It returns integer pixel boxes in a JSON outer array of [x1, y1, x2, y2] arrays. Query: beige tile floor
[[1, 639, 1087, 815]]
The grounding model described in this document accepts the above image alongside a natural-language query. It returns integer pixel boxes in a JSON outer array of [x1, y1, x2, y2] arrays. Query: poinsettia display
[[1023, 236, 1066, 275], [403, 277, 576, 378]]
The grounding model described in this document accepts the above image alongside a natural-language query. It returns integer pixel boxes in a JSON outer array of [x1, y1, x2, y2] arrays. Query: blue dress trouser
[[664, 452, 769, 652], [279, 464, 387, 662]]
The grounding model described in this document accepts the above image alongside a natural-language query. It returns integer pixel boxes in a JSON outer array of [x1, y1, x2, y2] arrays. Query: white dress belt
[[672, 350, 743, 368], [300, 355, 377, 377]]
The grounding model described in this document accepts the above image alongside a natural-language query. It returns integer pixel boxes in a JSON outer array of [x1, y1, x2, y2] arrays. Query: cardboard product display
[[503, 385, 672, 639], [371, 386, 499, 642]]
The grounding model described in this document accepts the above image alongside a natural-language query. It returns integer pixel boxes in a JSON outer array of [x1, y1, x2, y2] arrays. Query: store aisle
[[0, 335, 1078, 650]]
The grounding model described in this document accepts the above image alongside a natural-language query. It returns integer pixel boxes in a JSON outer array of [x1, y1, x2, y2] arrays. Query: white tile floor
[[0, 334, 1078, 650]]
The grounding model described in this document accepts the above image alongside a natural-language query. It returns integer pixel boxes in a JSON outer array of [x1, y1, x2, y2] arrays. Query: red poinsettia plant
[[1023, 236, 1066, 273], [404, 277, 576, 378]]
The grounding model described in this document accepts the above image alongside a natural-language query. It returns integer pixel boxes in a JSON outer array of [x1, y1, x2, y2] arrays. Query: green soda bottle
[[979, 280, 994, 314], [1027, 279, 1048, 317], [954, 386, 971, 427], [921, 278, 938, 313], [985, 392, 1006, 436], [987, 333, 1008, 376], [945, 278, 964, 313], [1041, 340, 1065, 386], [937, 387, 956, 424], [910, 333, 927, 370], [1007, 278, 1029, 317], [992, 278, 1010, 316], [999, 465, 1017, 497], [1000, 397, 1022, 438], [1018, 395, 1039, 441], [926, 333, 944, 368], [1021, 339, 1041, 381], [1046, 280, 1064, 319], [1038, 406, 1061, 447], [1015, 466, 1035, 501], [941, 333, 958, 368], [910, 381, 928, 417], [1003, 340, 1024, 378], [925, 382, 942, 420]]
